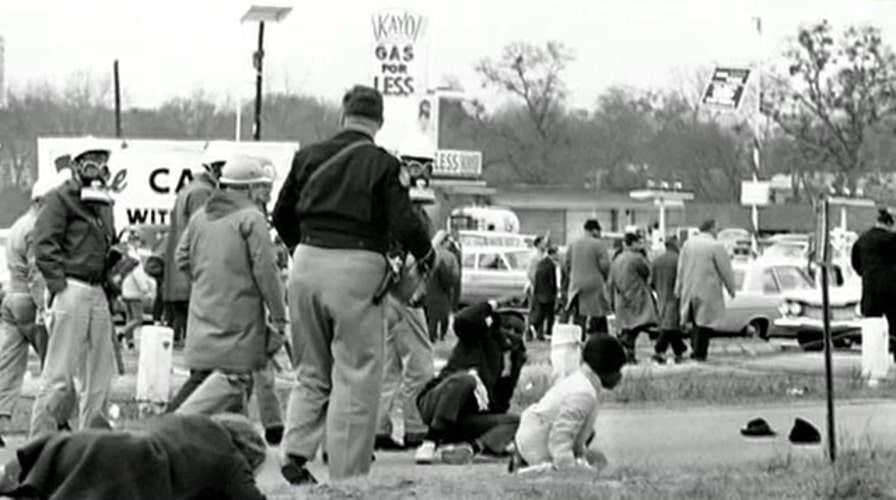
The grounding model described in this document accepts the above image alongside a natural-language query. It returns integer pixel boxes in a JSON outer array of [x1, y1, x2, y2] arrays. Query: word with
[[126, 207, 170, 226]]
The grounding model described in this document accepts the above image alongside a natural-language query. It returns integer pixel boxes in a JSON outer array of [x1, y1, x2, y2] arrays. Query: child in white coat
[[511, 334, 626, 471]]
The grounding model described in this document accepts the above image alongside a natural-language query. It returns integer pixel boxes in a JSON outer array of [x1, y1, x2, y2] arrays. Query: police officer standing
[[273, 85, 433, 483]]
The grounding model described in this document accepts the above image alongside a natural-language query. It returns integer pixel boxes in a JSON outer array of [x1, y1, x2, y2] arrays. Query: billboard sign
[[702, 67, 751, 110], [37, 137, 298, 228]]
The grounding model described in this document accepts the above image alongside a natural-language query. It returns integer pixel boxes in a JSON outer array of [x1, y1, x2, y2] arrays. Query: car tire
[[745, 319, 769, 341], [797, 330, 824, 351]]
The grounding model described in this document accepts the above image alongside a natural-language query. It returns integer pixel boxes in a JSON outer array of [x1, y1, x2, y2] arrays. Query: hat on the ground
[[789, 417, 821, 445], [583, 334, 627, 374], [219, 156, 274, 186], [211, 413, 267, 470], [740, 417, 776, 437], [343, 85, 384, 122]]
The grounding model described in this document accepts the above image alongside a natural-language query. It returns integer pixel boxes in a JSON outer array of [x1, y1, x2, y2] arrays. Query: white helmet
[[219, 156, 274, 186], [70, 137, 112, 163]]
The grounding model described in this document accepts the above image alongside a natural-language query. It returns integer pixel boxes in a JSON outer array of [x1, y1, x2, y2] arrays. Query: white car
[[714, 257, 816, 338], [460, 246, 534, 306], [774, 258, 862, 351]]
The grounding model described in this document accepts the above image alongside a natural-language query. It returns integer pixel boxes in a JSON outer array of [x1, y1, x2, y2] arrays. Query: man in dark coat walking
[[851, 208, 896, 361], [530, 246, 559, 341], [650, 237, 688, 363]]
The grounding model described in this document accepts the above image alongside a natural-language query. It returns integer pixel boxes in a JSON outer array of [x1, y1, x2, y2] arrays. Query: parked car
[[459, 246, 534, 306], [718, 228, 753, 260], [713, 257, 816, 339], [774, 275, 863, 351], [457, 230, 533, 248]]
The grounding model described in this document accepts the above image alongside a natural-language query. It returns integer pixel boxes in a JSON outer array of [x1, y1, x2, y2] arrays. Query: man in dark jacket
[[0, 413, 267, 500], [651, 237, 688, 363], [852, 208, 896, 361], [530, 246, 559, 341], [414, 298, 526, 465], [424, 243, 459, 342], [162, 144, 226, 346], [30, 143, 118, 438], [272, 85, 434, 483]]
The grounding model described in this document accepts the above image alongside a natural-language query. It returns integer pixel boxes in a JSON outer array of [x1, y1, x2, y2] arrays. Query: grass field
[[262, 446, 896, 500]]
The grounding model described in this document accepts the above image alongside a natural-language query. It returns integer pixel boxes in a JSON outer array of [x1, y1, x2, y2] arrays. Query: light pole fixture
[[241, 5, 292, 141], [630, 181, 694, 251]]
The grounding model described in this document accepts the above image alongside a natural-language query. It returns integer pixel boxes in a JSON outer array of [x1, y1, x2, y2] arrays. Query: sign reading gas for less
[[370, 10, 427, 98], [434, 150, 482, 178]]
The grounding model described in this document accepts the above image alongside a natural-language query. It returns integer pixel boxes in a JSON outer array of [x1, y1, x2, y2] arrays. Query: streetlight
[[241, 5, 292, 141]]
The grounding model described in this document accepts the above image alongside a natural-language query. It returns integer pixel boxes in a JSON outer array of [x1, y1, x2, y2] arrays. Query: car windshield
[[503, 250, 533, 271], [776, 266, 815, 291], [764, 243, 806, 259]]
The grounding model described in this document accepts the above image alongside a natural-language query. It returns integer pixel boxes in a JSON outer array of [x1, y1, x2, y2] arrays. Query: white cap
[[31, 170, 71, 200], [70, 137, 111, 162], [219, 156, 274, 185]]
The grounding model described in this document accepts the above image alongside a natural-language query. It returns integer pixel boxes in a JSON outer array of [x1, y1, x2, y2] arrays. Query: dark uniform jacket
[[271, 129, 431, 261], [650, 248, 680, 331], [852, 226, 896, 317], [4, 414, 265, 500], [419, 302, 526, 413], [33, 179, 115, 294]]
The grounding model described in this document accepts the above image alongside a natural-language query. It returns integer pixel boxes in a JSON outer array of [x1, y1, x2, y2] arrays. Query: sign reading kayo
[[370, 10, 427, 98]]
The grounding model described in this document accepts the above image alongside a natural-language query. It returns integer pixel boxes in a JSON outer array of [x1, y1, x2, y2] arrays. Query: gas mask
[[76, 157, 114, 205]]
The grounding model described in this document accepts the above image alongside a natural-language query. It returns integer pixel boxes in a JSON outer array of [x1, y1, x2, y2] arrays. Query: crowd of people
[[0, 84, 744, 497]]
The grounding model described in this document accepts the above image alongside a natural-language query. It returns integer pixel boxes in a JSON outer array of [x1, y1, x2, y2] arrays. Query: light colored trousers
[[0, 293, 42, 418], [30, 279, 116, 437], [175, 370, 253, 416], [282, 245, 386, 480], [378, 297, 433, 439]]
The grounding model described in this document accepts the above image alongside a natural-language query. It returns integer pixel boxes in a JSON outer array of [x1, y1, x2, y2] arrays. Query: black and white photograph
[[0, 0, 895, 498]]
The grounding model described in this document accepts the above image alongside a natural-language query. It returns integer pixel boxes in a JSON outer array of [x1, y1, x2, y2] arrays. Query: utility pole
[[113, 60, 122, 138]]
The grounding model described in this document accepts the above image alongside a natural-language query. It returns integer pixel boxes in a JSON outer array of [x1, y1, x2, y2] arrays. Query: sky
[[2, 0, 896, 111]]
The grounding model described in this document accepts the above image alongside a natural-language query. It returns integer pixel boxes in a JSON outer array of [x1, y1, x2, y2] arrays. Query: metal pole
[[820, 196, 837, 463], [113, 60, 122, 138], [253, 21, 265, 141], [235, 96, 242, 142]]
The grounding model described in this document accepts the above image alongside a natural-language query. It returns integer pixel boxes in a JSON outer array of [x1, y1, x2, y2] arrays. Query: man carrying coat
[[565, 219, 612, 339], [675, 219, 736, 362], [174, 157, 287, 418], [609, 232, 657, 363]]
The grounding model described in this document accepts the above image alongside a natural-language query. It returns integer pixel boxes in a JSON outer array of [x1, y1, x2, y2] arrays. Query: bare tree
[[765, 21, 896, 192]]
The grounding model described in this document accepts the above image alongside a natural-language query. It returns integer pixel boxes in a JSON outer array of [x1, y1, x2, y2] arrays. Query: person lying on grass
[[415, 297, 527, 465], [510, 334, 626, 472], [0, 413, 268, 500]]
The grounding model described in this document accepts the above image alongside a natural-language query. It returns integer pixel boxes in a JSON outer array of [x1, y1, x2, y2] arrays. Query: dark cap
[[584, 218, 601, 232], [343, 85, 384, 122], [583, 334, 626, 374]]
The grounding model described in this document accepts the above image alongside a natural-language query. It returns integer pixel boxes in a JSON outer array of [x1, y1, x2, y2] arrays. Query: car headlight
[[780, 302, 803, 317], [778, 302, 790, 316]]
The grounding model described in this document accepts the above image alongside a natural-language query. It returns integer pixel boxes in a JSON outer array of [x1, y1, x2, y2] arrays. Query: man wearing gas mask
[[31, 143, 118, 437]]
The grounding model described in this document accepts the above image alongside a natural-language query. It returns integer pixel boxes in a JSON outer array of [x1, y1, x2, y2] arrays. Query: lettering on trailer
[[126, 208, 171, 226], [371, 10, 426, 98]]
